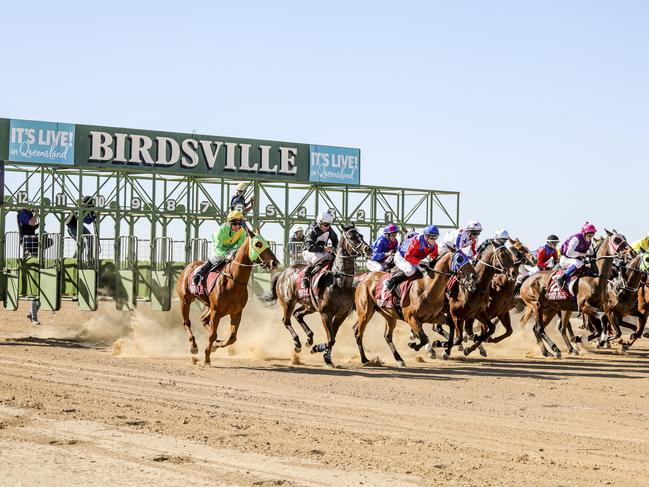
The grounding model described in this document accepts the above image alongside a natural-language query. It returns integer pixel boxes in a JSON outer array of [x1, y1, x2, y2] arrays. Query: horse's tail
[[263, 272, 280, 303], [520, 306, 533, 326]]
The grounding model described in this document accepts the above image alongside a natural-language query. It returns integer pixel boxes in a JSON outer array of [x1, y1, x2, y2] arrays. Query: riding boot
[[382, 271, 406, 300], [301, 265, 314, 289], [559, 265, 577, 289], [513, 279, 523, 297], [193, 260, 213, 286]]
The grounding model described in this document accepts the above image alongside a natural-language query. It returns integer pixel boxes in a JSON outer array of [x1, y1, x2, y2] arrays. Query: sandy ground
[[1, 298, 649, 486]]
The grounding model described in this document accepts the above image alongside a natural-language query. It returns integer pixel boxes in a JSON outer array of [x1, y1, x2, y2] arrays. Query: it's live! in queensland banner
[[309, 145, 360, 185], [8, 119, 75, 165]]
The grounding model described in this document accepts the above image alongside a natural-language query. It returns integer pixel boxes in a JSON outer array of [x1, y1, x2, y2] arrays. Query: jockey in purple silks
[[557, 222, 596, 288], [366, 223, 400, 272]]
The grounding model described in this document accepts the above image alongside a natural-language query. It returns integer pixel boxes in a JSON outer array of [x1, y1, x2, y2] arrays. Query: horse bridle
[[329, 227, 370, 278], [477, 245, 512, 274]]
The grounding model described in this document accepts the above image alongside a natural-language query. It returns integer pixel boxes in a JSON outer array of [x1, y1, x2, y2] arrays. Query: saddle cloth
[[546, 268, 579, 301], [189, 265, 223, 297], [446, 275, 458, 292], [374, 273, 415, 309], [296, 261, 334, 299]]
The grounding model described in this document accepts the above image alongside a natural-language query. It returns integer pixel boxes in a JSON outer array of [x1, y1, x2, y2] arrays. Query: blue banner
[[9, 119, 75, 165], [309, 145, 360, 185]]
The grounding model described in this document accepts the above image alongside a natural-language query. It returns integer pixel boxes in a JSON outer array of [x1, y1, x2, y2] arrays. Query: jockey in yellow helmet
[[192, 210, 247, 286]]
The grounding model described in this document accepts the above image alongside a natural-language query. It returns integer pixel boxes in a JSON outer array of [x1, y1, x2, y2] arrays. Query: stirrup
[[301, 278, 310, 289]]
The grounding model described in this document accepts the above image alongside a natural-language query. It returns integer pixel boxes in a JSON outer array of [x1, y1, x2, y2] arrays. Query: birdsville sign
[[0, 118, 361, 186]]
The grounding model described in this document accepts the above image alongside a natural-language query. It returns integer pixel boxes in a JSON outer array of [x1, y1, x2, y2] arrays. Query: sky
[[2, 0, 648, 246]]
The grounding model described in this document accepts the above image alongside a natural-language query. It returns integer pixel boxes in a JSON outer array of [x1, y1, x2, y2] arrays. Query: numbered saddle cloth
[[189, 265, 223, 297], [374, 273, 415, 309], [296, 261, 334, 299], [546, 268, 579, 300]]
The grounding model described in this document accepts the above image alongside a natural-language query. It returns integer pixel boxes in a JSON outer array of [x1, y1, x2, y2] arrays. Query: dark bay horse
[[439, 244, 517, 357], [266, 224, 371, 367], [603, 252, 648, 351], [520, 231, 631, 357], [353, 251, 476, 366], [176, 228, 279, 364], [462, 239, 535, 350]]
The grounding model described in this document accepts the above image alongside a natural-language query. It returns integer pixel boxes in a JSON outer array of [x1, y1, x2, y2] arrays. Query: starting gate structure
[[0, 118, 460, 311]]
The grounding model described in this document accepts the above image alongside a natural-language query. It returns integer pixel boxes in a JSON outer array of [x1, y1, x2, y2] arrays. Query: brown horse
[[265, 224, 372, 367], [440, 244, 518, 357], [353, 251, 476, 366], [462, 239, 536, 350], [176, 228, 279, 364], [520, 231, 631, 357], [602, 252, 648, 351]]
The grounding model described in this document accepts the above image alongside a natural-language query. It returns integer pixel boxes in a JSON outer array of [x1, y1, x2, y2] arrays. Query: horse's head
[[340, 223, 372, 258], [604, 229, 633, 263], [509, 238, 535, 266], [247, 228, 279, 271], [483, 244, 517, 280]]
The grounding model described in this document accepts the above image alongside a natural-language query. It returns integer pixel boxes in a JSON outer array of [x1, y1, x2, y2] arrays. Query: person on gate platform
[[192, 210, 248, 286], [17, 207, 41, 257], [366, 223, 400, 272], [229, 182, 254, 214], [289, 225, 305, 264], [557, 222, 596, 289], [301, 211, 339, 289], [381, 225, 439, 300]]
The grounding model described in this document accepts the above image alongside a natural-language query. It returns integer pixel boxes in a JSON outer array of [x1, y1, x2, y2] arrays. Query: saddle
[[296, 260, 334, 300], [546, 268, 580, 301], [374, 273, 416, 318], [189, 262, 226, 297]]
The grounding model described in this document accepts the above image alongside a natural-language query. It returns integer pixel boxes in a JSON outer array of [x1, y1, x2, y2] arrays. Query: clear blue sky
[[2, 1, 648, 246]]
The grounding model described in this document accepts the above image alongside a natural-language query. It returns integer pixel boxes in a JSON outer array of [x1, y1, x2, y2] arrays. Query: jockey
[[381, 225, 439, 299], [301, 211, 339, 289], [631, 232, 649, 253], [192, 210, 247, 285], [366, 223, 400, 272], [454, 221, 482, 260], [441, 229, 459, 254], [513, 234, 559, 296], [476, 229, 510, 255], [557, 222, 596, 288]]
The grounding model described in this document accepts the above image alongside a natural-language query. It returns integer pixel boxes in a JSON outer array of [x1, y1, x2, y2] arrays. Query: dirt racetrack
[[1, 299, 649, 487]]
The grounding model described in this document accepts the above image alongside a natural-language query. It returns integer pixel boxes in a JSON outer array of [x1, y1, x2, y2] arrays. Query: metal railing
[[118, 236, 138, 270], [41, 233, 61, 269], [189, 238, 209, 262], [153, 237, 173, 271]]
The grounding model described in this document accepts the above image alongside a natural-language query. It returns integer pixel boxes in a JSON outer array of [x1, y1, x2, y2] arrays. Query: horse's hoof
[[203, 360, 211, 366], [569, 349, 579, 356], [190, 346, 198, 355], [397, 360, 406, 368], [542, 349, 551, 357], [325, 362, 336, 369], [463, 348, 471, 357], [553, 351, 561, 359], [428, 349, 436, 360], [306, 335, 314, 346], [442, 351, 450, 360], [294, 345, 302, 354], [643, 331, 649, 339], [605, 341, 611, 349], [457, 344, 464, 352], [407, 341, 417, 350], [572, 336, 582, 344], [479, 347, 488, 358], [409, 333, 416, 341]]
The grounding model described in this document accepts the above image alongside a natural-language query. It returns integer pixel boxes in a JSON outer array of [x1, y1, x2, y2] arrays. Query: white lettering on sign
[[87, 132, 301, 176], [310, 150, 359, 182], [10, 126, 75, 162]]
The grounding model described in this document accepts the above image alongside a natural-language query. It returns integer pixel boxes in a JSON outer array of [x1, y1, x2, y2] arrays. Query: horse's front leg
[[406, 316, 429, 353], [213, 312, 242, 350], [204, 310, 221, 365], [463, 312, 495, 357]]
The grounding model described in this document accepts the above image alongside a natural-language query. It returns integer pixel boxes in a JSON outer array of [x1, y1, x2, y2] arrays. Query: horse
[[176, 227, 279, 365], [602, 252, 648, 351], [519, 231, 631, 357], [353, 251, 476, 366], [440, 244, 517, 357], [265, 223, 372, 367], [462, 239, 536, 349]]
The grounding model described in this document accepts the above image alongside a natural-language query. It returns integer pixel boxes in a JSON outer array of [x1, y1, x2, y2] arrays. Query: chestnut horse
[[439, 244, 517, 357], [176, 228, 279, 364], [265, 224, 372, 367], [520, 231, 631, 357], [353, 251, 476, 366]]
